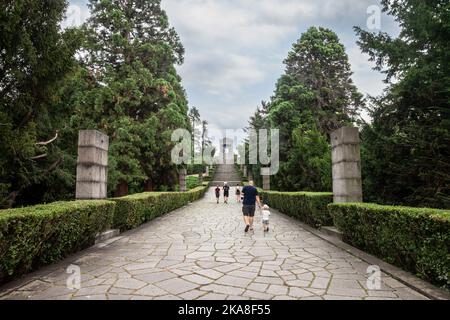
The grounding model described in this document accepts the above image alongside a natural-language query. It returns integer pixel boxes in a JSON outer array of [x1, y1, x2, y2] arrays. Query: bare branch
[[30, 153, 47, 160], [36, 130, 59, 146]]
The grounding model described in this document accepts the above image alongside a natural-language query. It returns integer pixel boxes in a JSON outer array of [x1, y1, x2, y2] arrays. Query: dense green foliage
[[246, 27, 362, 192], [68, 0, 190, 196], [329, 202, 450, 289], [111, 185, 208, 231], [186, 176, 200, 190], [0, 200, 115, 284], [0, 0, 206, 207], [0, 0, 80, 207], [356, 0, 450, 208], [260, 190, 333, 228]]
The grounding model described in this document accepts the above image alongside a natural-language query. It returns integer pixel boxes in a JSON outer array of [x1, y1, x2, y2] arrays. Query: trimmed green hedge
[[329, 203, 450, 289], [0, 185, 208, 285], [260, 191, 333, 228], [186, 176, 200, 190], [111, 185, 208, 231], [0, 200, 115, 284]]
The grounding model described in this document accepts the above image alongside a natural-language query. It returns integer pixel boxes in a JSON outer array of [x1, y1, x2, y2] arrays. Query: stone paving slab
[[0, 188, 431, 300]]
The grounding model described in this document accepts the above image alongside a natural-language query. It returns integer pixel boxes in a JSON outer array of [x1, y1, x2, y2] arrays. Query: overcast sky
[[66, 0, 399, 146]]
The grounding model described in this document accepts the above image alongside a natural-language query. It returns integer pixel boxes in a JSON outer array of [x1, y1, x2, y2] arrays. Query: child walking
[[235, 186, 241, 203], [261, 204, 271, 232]]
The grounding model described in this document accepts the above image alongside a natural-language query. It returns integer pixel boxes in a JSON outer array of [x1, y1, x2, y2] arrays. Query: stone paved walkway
[[0, 188, 428, 300]]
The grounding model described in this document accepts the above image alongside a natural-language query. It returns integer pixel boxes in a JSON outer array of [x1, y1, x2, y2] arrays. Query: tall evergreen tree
[[0, 0, 79, 207], [283, 27, 364, 133], [356, 0, 450, 208], [188, 106, 201, 162], [66, 0, 190, 195], [253, 27, 363, 191]]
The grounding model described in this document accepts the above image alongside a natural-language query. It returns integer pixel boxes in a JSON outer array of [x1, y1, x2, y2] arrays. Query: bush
[[112, 185, 208, 231], [203, 166, 216, 182], [186, 176, 200, 190], [260, 191, 333, 228], [329, 203, 450, 289], [0, 184, 209, 285], [0, 200, 115, 284]]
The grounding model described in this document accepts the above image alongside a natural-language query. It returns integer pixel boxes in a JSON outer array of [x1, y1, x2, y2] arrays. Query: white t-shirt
[[262, 209, 271, 221]]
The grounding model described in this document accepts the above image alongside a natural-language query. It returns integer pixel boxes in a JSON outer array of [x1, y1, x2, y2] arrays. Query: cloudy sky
[[66, 0, 399, 145]]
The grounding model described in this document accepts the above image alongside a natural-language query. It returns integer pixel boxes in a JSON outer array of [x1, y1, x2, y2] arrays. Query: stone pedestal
[[179, 168, 187, 192], [330, 127, 362, 203], [76, 130, 109, 199], [261, 168, 270, 191]]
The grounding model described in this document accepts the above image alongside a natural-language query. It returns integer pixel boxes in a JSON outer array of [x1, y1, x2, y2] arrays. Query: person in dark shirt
[[215, 186, 221, 204], [223, 182, 230, 204], [241, 180, 261, 232], [235, 186, 241, 203]]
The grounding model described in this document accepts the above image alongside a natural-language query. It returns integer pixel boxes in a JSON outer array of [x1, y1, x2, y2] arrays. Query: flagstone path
[[0, 188, 428, 300]]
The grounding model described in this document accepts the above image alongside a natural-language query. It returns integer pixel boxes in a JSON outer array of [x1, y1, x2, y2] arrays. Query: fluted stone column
[[76, 130, 109, 200], [261, 167, 270, 191], [331, 127, 362, 203], [179, 168, 187, 192]]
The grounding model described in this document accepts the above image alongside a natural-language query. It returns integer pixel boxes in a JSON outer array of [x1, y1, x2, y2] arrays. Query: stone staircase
[[211, 164, 242, 187]]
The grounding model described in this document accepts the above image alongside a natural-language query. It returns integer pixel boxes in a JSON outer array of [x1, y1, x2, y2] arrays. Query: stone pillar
[[243, 166, 247, 178], [331, 127, 362, 203], [179, 168, 187, 192], [261, 168, 270, 191], [76, 130, 109, 200], [205, 166, 209, 177]]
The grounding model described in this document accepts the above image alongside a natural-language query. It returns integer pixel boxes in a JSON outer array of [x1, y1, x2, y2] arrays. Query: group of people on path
[[214, 181, 271, 233], [214, 182, 241, 204]]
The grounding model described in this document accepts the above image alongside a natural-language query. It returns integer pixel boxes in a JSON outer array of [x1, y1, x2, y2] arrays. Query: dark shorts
[[224, 192, 229, 197], [242, 205, 256, 217]]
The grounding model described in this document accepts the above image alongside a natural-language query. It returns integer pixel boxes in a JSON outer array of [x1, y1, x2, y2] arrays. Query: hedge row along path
[[0, 188, 427, 300]]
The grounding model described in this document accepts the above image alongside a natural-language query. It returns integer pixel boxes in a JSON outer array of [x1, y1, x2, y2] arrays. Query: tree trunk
[[115, 181, 129, 197], [144, 180, 154, 192]]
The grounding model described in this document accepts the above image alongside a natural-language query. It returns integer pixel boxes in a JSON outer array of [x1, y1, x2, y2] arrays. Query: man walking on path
[[223, 182, 230, 204], [241, 180, 261, 232]]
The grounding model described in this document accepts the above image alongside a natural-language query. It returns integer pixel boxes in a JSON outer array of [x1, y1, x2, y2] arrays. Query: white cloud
[[180, 51, 268, 97], [61, 4, 90, 28], [69, 0, 399, 130]]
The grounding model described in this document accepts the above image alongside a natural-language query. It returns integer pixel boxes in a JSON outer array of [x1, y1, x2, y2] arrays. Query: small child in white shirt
[[261, 204, 271, 232]]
